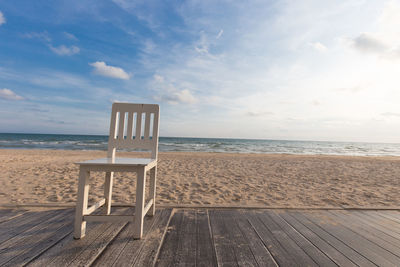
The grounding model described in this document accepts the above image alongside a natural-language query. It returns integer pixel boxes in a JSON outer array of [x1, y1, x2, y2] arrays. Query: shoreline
[[1, 149, 399, 207], [2, 148, 400, 159]]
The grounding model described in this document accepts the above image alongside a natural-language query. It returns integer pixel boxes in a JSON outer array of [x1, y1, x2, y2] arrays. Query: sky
[[1, 0, 400, 142]]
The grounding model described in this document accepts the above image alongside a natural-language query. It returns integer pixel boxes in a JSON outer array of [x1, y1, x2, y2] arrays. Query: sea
[[1, 133, 400, 156]]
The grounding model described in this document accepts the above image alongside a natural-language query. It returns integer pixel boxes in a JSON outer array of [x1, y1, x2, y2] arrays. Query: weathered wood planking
[[328, 210, 400, 256], [234, 210, 277, 266], [92, 210, 163, 266], [0, 209, 28, 224], [255, 210, 318, 266], [269, 210, 336, 266], [247, 210, 297, 266], [2, 207, 400, 266], [156, 209, 216, 266], [304, 211, 400, 266], [1, 209, 73, 266], [281, 211, 365, 266]]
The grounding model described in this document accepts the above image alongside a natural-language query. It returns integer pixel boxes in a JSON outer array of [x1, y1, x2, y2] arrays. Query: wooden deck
[[0, 207, 400, 266]]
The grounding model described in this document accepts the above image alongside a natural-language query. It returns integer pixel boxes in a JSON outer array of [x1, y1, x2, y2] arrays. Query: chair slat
[[127, 112, 133, 140], [153, 111, 159, 140], [118, 112, 125, 140], [144, 112, 151, 140], [135, 112, 142, 140], [109, 110, 117, 140]]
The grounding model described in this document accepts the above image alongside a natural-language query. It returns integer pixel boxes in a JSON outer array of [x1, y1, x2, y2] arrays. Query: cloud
[[64, 32, 78, 41], [352, 33, 388, 54], [22, 31, 51, 42], [49, 45, 80, 56], [381, 112, 400, 117], [89, 61, 130, 80], [216, 29, 223, 39], [309, 42, 327, 52], [0, 11, 5, 25], [152, 74, 197, 104], [155, 89, 196, 104], [245, 111, 273, 117], [0, 89, 24, 100]]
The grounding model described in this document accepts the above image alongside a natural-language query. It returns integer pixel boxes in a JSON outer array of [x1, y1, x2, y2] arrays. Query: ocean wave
[[1, 134, 400, 156]]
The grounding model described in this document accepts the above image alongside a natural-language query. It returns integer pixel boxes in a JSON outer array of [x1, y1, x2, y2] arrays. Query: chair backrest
[[107, 103, 160, 159]]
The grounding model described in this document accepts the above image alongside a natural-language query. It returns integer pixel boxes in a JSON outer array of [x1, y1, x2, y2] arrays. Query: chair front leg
[[133, 167, 146, 239], [104, 171, 114, 215], [74, 167, 90, 239], [149, 166, 157, 216]]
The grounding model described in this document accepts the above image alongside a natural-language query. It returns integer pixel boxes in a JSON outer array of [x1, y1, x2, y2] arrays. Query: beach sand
[[0, 149, 399, 208]]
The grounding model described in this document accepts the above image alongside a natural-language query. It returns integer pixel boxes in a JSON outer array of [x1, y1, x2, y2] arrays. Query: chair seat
[[77, 157, 156, 167]]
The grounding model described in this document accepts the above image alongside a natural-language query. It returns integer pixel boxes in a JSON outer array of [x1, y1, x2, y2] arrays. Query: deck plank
[[0, 209, 73, 266], [0, 209, 28, 224], [208, 209, 239, 266], [2, 207, 400, 266], [377, 211, 400, 224], [175, 210, 197, 266], [93, 209, 163, 266], [282, 211, 366, 266], [0, 209, 63, 244], [345, 211, 400, 242], [256, 210, 318, 266], [93, 210, 170, 266], [233, 210, 278, 267], [221, 210, 259, 266], [270, 210, 336, 267], [330, 210, 400, 255], [357, 211, 400, 235], [155, 209, 185, 266], [196, 210, 217, 266], [32, 208, 129, 266], [247, 210, 297, 266], [132, 209, 174, 266], [305, 211, 400, 266]]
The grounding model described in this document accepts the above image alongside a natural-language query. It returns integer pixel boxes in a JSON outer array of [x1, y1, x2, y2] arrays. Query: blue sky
[[1, 0, 400, 142]]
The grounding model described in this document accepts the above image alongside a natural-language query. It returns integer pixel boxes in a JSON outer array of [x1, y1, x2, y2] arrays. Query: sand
[[0, 149, 399, 208]]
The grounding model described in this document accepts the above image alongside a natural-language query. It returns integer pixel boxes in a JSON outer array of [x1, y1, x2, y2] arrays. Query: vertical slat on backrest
[[135, 111, 142, 140], [127, 112, 133, 140], [107, 105, 118, 158], [118, 111, 125, 140], [151, 108, 160, 159], [144, 112, 151, 140], [108, 103, 159, 158]]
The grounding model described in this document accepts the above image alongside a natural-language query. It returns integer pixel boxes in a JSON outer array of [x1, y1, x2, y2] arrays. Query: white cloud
[[152, 74, 197, 104], [309, 42, 327, 52], [64, 32, 78, 41], [245, 111, 273, 117], [89, 61, 130, 80], [22, 31, 51, 42], [0, 89, 24, 100], [49, 45, 80, 56], [0, 11, 5, 25], [216, 29, 223, 39], [155, 89, 196, 104], [352, 33, 388, 54], [381, 112, 400, 117]]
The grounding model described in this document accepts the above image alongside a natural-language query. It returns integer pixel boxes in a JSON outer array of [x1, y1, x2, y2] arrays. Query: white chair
[[74, 103, 160, 239]]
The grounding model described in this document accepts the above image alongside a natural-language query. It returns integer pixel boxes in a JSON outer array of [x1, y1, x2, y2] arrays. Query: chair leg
[[149, 166, 157, 216], [104, 172, 114, 215], [133, 167, 146, 239], [74, 167, 90, 239]]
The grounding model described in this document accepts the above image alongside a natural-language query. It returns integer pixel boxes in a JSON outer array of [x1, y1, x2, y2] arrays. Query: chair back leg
[[74, 167, 90, 239], [149, 166, 157, 216], [104, 171, 114, 215], [133, 167, 146, 239]]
